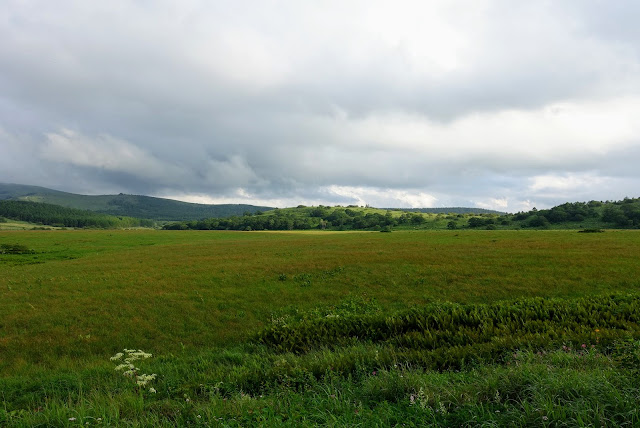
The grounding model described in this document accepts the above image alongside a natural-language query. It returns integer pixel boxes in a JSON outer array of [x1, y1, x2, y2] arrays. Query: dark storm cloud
[[1, 0, 640, 211]]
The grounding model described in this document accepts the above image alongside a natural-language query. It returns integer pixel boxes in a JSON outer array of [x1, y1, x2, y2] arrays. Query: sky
[[1, 0, 639, 212]]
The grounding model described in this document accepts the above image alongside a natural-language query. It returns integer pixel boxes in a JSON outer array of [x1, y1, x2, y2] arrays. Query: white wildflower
[[136, 374, 157, 386], [111, 348, 157, 390], [114, 363, 134, 371]]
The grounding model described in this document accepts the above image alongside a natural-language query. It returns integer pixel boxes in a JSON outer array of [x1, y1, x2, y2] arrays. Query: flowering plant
[[110, 349, 157, 392]]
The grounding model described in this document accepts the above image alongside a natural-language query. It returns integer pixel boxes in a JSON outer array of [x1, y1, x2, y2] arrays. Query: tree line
[[165, 197, 640, 232], [163, 207, 430, 231], [0, 200, 155, 229], [467, 198, 640, 229]]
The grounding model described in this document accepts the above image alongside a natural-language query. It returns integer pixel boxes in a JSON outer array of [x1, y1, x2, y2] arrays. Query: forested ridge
[[0, 200, 154, 228], [0, 183, 272, 221]]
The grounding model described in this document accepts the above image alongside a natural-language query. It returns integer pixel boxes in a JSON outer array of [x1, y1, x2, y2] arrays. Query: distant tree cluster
[[0, 200, 155, 229], [165, 197, 640, 232], [163, 207, 430, 231], [601, 198, 640, 227], [512, 202, 601, 226], [467, 198, 640, 229], [467, 216, 499, 228], [165, 213, 316, 231]]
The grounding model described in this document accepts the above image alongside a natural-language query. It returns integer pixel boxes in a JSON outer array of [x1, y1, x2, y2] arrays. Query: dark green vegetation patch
[[0, 243, 35, 254], [255, 295, 640, 366], [0, 200, 154, 229], [3, 295, 640, 426]]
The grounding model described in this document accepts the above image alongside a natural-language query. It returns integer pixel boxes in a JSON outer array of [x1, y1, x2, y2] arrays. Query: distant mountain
[[0, 183, 272, 221]]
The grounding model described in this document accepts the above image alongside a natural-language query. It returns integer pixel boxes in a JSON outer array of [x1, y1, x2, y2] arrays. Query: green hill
[[0, 183, 272, 221]]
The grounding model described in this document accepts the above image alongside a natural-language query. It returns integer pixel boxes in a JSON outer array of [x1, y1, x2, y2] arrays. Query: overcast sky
[[1, 1, 639, 211]]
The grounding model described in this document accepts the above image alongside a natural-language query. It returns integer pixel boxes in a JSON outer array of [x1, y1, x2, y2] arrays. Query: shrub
[[0, 244, 35, 254], [254, 294, 640, 359], [527, 215, 550, 228]]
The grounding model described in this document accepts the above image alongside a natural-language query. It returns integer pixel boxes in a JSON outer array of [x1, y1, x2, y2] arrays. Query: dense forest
[[0, 200, 155, 228]]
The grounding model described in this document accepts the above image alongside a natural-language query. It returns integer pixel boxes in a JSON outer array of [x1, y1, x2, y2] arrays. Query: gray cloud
[[1, 0, 640, 211]]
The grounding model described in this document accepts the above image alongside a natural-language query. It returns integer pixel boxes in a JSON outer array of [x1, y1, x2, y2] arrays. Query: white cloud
[[516, 200, 535, 212], [41, 129, 185, 183], [475, 197, 509, 211], [159, 185, 439, 209], [529, 173, 607, 193], [2, 1, 640, 208], [205, 155, 264, 188], [342, 96, 640, 164]]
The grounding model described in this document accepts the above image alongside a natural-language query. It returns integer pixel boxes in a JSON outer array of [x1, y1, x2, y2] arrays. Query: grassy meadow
[[2, 229, 640, 426]]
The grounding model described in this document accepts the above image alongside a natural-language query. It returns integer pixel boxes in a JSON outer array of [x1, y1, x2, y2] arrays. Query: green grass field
[[2, 229, 640, 426]]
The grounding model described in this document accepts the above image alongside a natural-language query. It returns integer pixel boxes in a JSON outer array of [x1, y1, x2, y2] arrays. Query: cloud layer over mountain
[[2, 1, 639, 211]]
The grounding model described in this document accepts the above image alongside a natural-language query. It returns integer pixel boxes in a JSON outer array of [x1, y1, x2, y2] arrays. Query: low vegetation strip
[[182, 295, 640, 399], [3, 295, 640, 426], [255, 294, 640, 355]]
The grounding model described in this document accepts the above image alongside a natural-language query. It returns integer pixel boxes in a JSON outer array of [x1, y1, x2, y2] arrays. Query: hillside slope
[[0, 183, 272, 221]]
